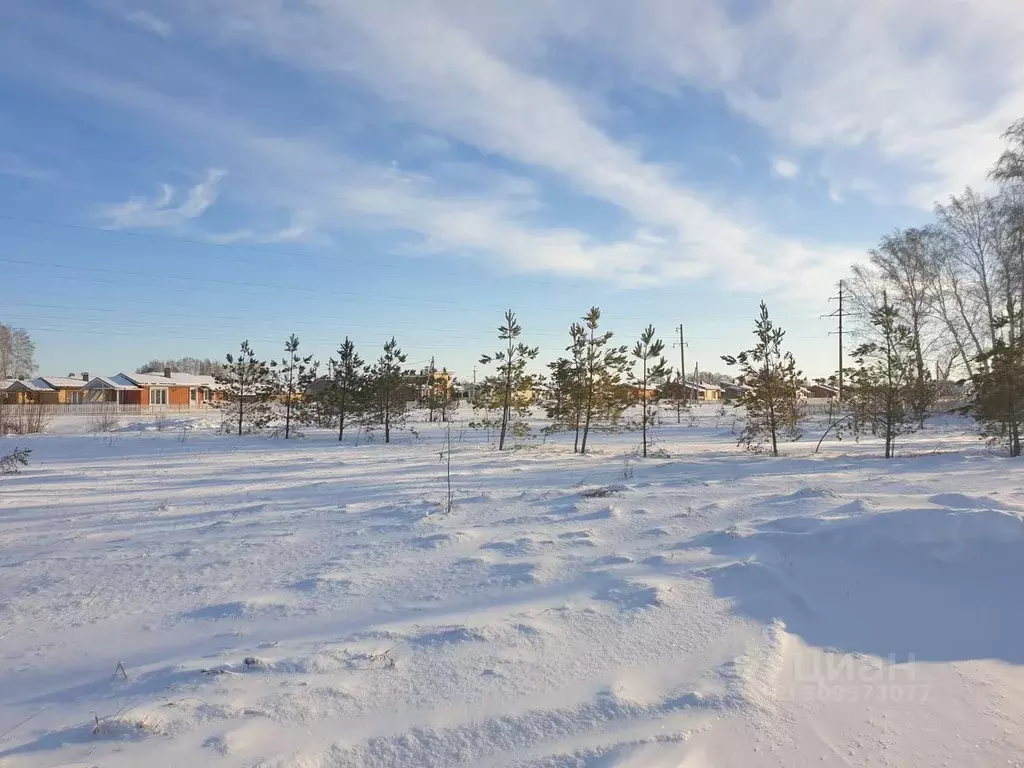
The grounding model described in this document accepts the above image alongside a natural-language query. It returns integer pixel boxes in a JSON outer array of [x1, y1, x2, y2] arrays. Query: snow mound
[[700, 505, 1024, 664]]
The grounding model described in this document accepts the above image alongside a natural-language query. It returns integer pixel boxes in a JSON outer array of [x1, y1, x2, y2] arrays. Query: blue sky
[[2, 0, 1021, 381]]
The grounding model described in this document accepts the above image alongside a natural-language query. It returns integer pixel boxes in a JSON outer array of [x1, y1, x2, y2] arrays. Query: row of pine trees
[[474, 308, 671, 457], [213, 308, 680, 455], [209, 301, 851, 459], [211, 284, 1016, 460], [216, 335, 419, 443]]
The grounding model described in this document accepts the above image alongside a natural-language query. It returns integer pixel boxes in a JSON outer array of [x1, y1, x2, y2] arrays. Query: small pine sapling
[[577, 307, 629, 455], [722, 302, 802, 456], [628, 325, 670, 458], [330, 337, 366, 442], [478, 310, 539, 450], [368, 338, 408, 444], [217, 340, 278, 435], [278, 334, 318, 439], [847, 292, 932, 458]]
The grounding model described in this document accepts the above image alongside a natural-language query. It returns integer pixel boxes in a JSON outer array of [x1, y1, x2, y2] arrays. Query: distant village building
[[721, 382, 753, 401], [805, 383, 839, 400], [81, 369, 219, 408], [3, 375, 88, 404], [658, 380, 725, 402]]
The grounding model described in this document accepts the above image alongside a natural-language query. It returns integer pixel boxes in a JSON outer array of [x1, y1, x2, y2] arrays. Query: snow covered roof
[[37, 376, 86, 389], [0, 379, 15, 391], [682, 381, 722, 391], [7, 378, 57, 392], [83, 375, 140, 391], [119, 372, 218, 388], [170, 373, 218, 387]]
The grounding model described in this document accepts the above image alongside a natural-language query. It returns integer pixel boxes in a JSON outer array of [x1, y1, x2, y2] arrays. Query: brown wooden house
[[3, 378, 57, 404], [805, 383, 840, 400], [83, 370, 219, 408], [3, 375, 88, 404]]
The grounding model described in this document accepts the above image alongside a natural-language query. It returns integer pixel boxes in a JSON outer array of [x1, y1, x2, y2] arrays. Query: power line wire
[[0, 214, 764, 299]]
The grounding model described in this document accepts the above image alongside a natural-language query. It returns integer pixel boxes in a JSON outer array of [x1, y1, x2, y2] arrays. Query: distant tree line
[[827, 117, 1024, 457], [137, 357, 224, 376], [216, 334, 437, 443]]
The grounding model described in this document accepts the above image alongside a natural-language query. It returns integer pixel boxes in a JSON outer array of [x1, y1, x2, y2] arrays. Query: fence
[[0, 402, 217, 417], [800, 398, 838, 416]]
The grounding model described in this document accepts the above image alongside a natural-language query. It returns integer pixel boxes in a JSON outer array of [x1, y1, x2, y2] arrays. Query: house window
[[189, 387, 197, 404], [150, 387, 168, 406]]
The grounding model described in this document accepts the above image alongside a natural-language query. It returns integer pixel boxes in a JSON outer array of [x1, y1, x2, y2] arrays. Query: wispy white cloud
[[562, 0, 1024, 207], [125, 9, 172, 38], [98, 168, 225, 229], [772, 157, 800, 179], [158, 0, 861, 297], [13, 1, 893, 296], [208, 211, 322, 246], [239, 136, 860, 296], [198, 0, 1016, 209]]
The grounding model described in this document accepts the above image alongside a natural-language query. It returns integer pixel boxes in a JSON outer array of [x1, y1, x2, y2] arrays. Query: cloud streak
[[31, 1, 1003, 294], [125, 9, 172, 38], [98, 168, 225, 229], [200, 0, 1021, 209], [160, 0, 862, 296], [553, 0, 1024, 207], [208, 211, 321, 246]]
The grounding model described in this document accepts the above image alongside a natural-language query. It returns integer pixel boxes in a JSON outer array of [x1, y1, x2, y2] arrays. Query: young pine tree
[[578, 307, 629, 455], [543, 324, 588, 450], [329, 337, 365, 442], [217, 340, 277, 436], [967, 331, 1024, 456], [848, 293, 930, 458], [629, 325, 670, 458], [479, 310, 539, 450], [722, 302, 802, 456], [543, 355, 579, 446], [369, 337, 408, 444], [279, 334, 318, 439]]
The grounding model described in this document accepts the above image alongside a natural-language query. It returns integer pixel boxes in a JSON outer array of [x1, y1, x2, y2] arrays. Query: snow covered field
[[2, 407, 1024, 767]]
